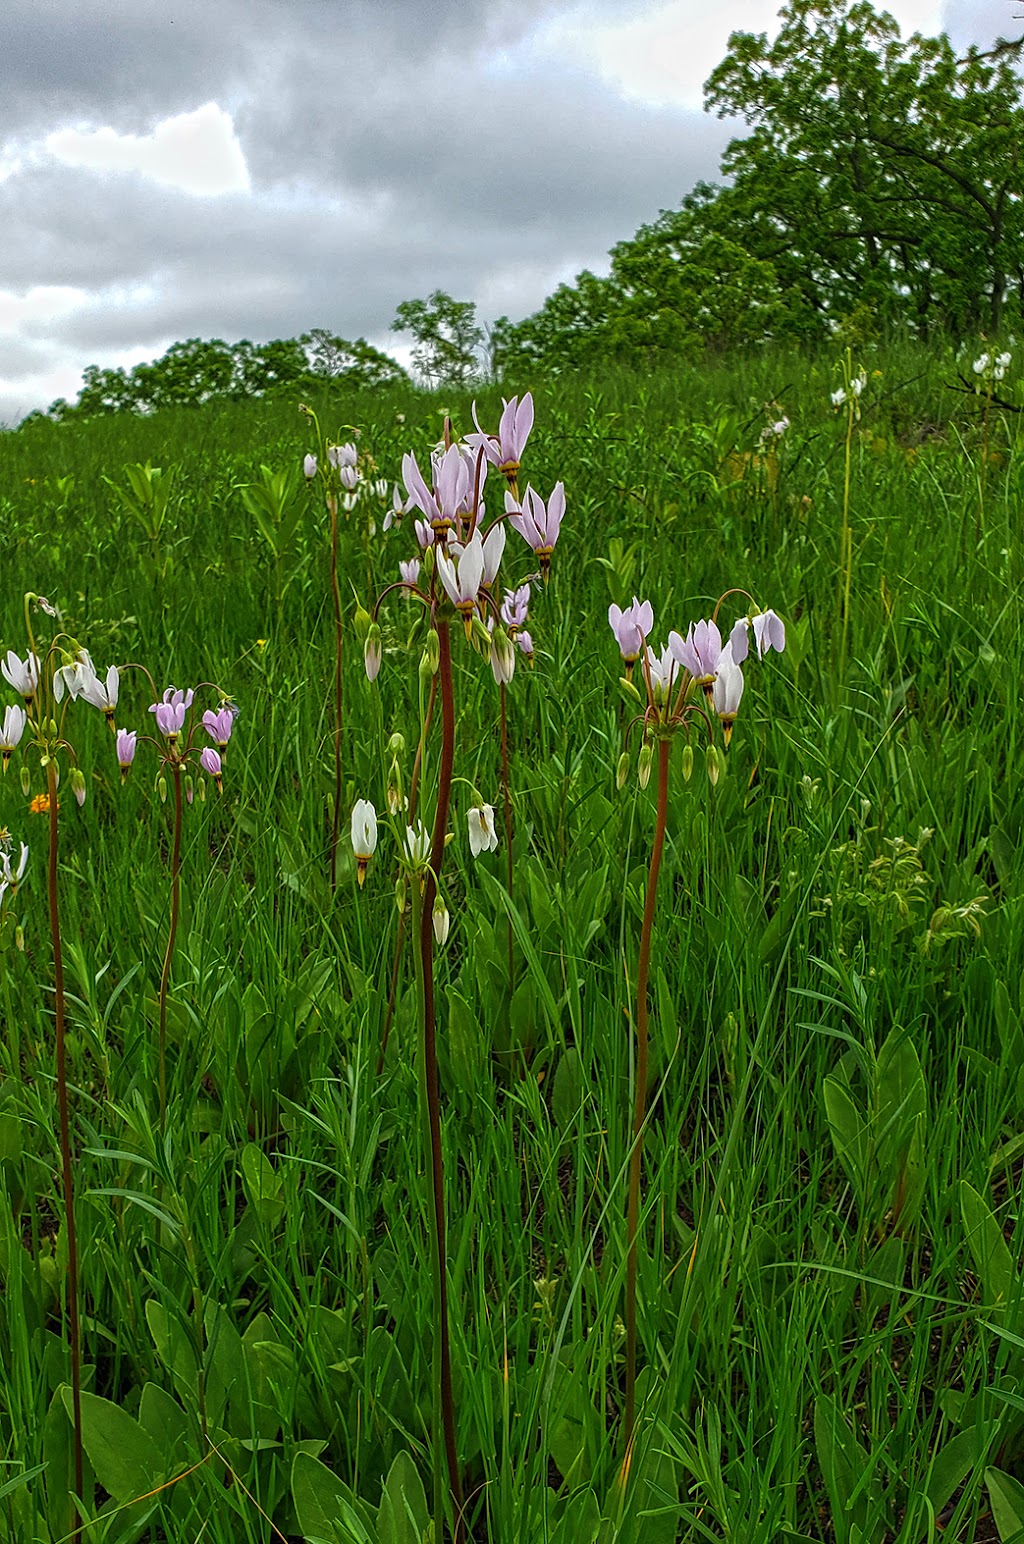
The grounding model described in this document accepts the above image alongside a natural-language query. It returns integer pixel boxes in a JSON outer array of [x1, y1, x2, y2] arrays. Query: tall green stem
[[49, 759, 83, 1538], [158, 759, 183, 1130], [418, 621, 464, 1541], [624, 735, 670, 1455]]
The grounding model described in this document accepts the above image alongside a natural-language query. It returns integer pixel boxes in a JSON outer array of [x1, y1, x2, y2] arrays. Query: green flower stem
[[624, 733, 670, 1456], [158, 758, 183, 1131], [418, 620, 465, 1542], [48, 758, 83, 1539]]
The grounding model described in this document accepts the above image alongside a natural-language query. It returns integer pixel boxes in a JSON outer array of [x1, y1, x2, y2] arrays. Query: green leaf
[[61, 1388, 165, 1505], [552, 1047, 584, 1130], [292, 1450, 374, 1544], [377, 1450, 430, 1544], [961, 1181, 1018, 1318], [986, 1467, 1024, 1543]]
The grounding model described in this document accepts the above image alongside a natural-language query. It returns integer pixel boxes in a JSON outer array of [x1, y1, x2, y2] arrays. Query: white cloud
[[0, 284, 89, 330], [44, 101, 250, 196], [529, 0, 945, 110]]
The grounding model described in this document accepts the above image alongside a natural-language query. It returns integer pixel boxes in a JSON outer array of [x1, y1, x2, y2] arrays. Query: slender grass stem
[[623, 734, 670, 1455], [48, 758, 83, 1540], [418, 620, 465, 1542], [158, 757, 183, 1131], [839, 398, 854, 681], [498, 682, 515, 1002]]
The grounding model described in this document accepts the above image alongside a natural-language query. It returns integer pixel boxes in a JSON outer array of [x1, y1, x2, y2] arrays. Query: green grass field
[[0, 339, 1022, 1543]]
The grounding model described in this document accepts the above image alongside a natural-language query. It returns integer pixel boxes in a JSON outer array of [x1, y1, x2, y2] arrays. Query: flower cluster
[[358, 393, 563, 688], [973, 349, 1012, 384], [611, 598, 785, 769]]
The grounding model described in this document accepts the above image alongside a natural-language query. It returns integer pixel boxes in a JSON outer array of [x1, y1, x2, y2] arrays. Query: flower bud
[[303, 453, 317, 480], [387, 732, 406, 757], [432, 898, 450, 947], [158, 775, 168, 804], [616, 750, 629, 790], [707, 744, 721, 787], [20, 765, 30, 797], [70, 768, 86, 808], [198, 775, 207, 802], [364, 624, 382, 683], [425, 629, 441, 675], [395, 875, 407, 914], [185, 776, 195, 805], [352, 603, 372, 642], [638, 741, 653, 789], [681, 743, 694, 782], [15, 925, 24, 952]]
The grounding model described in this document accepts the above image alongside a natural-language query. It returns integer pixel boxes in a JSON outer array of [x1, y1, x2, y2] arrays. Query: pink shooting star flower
[[200, 746, 223, 794], [712, 644, 745, 745], [202, 705, 238, 754], [1, 650, 39, 706], [328, 443, 358, 471], [414, 518, 434, 550], [116, 729, 137, 783], [668, 620, 723, 691], [516, 630, 534, 666], [730, 609, 786, 664], [609, 598, 654, 667], [505, 482, 564, 576], [643, 645, 679, 708], [501, 584, 531, 631], [149, 686, 194, 740], [399, 558, 421, 589], [364, 624, 383, 682], [403, 443, 474, 540], [0, 705, 27, 770], [303, 453, 317, 480], [384, 483, 409, 532], [435, 531, 486, 639], [450, 522, 505, 590], [468, 393, 534, 480]]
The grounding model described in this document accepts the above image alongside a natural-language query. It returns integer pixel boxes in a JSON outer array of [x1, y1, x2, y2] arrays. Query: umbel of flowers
[[611, 591, 785, 1459], [344, 394, 561, 1543]]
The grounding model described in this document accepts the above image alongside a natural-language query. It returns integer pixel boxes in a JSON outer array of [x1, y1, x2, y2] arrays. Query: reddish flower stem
[[499, 683, 515, 1000], [328, 493, 344, 891], [158, 759, 183, 1130], [418, 622, 464, 1540], [49, 759, 83, 1539], [376, 672, 437, 1079], [624, 734, 670, 1454]]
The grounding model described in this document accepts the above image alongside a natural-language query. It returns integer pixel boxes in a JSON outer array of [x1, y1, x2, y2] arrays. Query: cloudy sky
[[0, 0, 1016, 421]]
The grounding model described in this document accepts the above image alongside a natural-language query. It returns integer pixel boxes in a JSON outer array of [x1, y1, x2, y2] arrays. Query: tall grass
[[0, 336, 1021, 1542]]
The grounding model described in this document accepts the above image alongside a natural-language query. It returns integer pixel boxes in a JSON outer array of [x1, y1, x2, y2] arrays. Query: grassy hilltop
[[0, 339, 1022, 1542]]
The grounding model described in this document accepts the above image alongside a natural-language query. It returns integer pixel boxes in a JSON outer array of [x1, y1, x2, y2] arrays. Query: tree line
[[26, 0, 1024, 421]]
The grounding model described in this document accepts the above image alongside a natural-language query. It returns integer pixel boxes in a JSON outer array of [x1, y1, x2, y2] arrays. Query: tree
[[390, 290, 484, 387], [301, 329, 409, 390], [703, 0, 1024, 335]]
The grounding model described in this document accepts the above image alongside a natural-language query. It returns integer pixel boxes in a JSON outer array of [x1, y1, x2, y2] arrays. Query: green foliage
[[1, 345, 1023, 1541], [391, 290, 485, 387]]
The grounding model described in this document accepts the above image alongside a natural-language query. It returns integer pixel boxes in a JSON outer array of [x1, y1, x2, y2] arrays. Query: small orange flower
[[29, 793, 56, 814]]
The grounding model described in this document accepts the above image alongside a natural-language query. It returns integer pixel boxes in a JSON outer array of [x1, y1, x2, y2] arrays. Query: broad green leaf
[[986, 1466, 1024, 1543], [61, 1388, 165, 1505], [292, 1449, 374, 1544], [961, 1181, 1018, 1317], [377, 1450, 430, 1544]]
